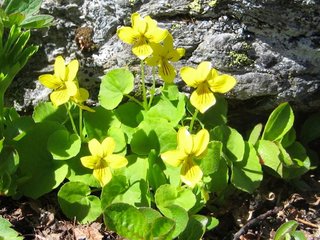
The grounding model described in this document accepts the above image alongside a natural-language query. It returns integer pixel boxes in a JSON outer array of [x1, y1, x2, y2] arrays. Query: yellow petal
[[132, 43, 153, 60], [81, 155, 100, 169], [66, 59, 79, 81], [38, 74, 62, 89], [180, 159, 203, 188], [146, 28, 168, 43], [195, 61, 212, 83], [150, 42, 165, 56], [163, 33, 174, 49], [78, 104, 95, 112], [211, 68, 219, 78], [192, 128, 209, 157], [161, 149, 187, 167], [117, 26, 140, 44], [180, 66, 198, 87], [168, 48, 185, 62], [105, 154, 128, 169], [101, 137, 115, 156], [208, 74, 236, 93], [132, 12, 147, 34], [54, 56, 66, 81], [145, 55, 159, 66], [190, 83, 216, 113], [93, 165, 112, 187], [50, 89, 70, 106], [177, 127, 193, 155], [65, 81, 78, 96], [159, 60, 176, 83], [88, 138, 103, 157], [74, 88, 89, 103]]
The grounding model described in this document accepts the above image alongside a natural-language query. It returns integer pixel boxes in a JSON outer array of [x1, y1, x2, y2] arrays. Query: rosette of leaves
[[0, 0, 53, 196], [0, 0, 53, 29]]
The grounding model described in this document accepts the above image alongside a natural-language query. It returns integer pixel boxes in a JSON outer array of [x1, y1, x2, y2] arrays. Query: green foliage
[[99, 68, 134, 110], [1, 0, 53, 28], [274, 220, 306, 240], [0, 7, 317, 240], [58, 181, 101, 223], [103, 203, 175, 240], [0, 216, 23, 240], [47, 129, 81, 160]]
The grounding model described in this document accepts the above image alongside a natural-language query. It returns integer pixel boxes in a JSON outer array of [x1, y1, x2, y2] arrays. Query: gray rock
[[7, 0, 320, 118]]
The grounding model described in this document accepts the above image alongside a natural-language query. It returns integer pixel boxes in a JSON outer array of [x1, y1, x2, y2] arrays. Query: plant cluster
[[0, 1, 319, 239]]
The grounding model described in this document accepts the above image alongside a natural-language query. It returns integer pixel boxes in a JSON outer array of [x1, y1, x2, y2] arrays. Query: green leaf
[[206, 216, 219, 230], [101, 156, 151, 208], [20, 14, 54, 28], [159, 205, 188, 238], [179, 215, 207, 240], [291, 231, 307, 240], [162, 84, 180, 100], [4, 0, 42, 16], [147, 150, 168, 191], [58, 181, 101, 223], [114, 101, 143, 142], [151, 217, 175, 240], [0, 138, 4, 152], [83, 106, 120, 141], [32, 102, 67, 123], [301, 112, 320, 144], [155, 184, 196, 212], [144, 92, 186, 127], [248, 123, 263, 146], [283, 142, 311, 179], [131, 118, 177, 155], [15, 122, 69, 198], [101, 175, 127, 209], [0, 216, 23, 240], [107, 126, 126, 154], [103, 203, 148, 240], [231, 142, 263, 193], [198, 94, 228, 128], [98, 68, 134, 110], [280, 128, 296, 148], [256, 140, 283, 178], [139, 207, 162, 224], [199, 141, 222, 175], [274, 220, 299, 240], [47, 129, 81, 160], [211, 125, 245, 162], [205, 158, 229, 193], [262, 102, 294, 141]]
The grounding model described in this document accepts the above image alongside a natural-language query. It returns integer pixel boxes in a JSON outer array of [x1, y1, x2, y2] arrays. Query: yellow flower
[[81, 137, 128, 187], [180, 61, 236, 113], [161, 127, 209, 188], [71, 87, 95, 112], [117, 12, 168, 60], [146, 33, 185, 83], [38, 56, 79, 106]]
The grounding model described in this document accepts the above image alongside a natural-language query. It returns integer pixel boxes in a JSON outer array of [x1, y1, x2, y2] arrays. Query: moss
[[228, 51, 253, 67], [189, 0, 201, 13], [170, 23, 182, 31], [208, 0, 218, 7]]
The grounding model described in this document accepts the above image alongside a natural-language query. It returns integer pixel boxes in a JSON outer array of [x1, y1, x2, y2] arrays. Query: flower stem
[[65, 103, 79, 136], [0, 91, 4, 138], [148, 66, 156, 108], [125, 94, 144, 108], [189, 109, 199, 133], [79, 107, 84, 141], [140, 60, 148, 110]]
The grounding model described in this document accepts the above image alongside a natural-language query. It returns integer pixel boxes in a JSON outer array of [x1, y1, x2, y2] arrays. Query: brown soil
[[1, 169, 319, 240]]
